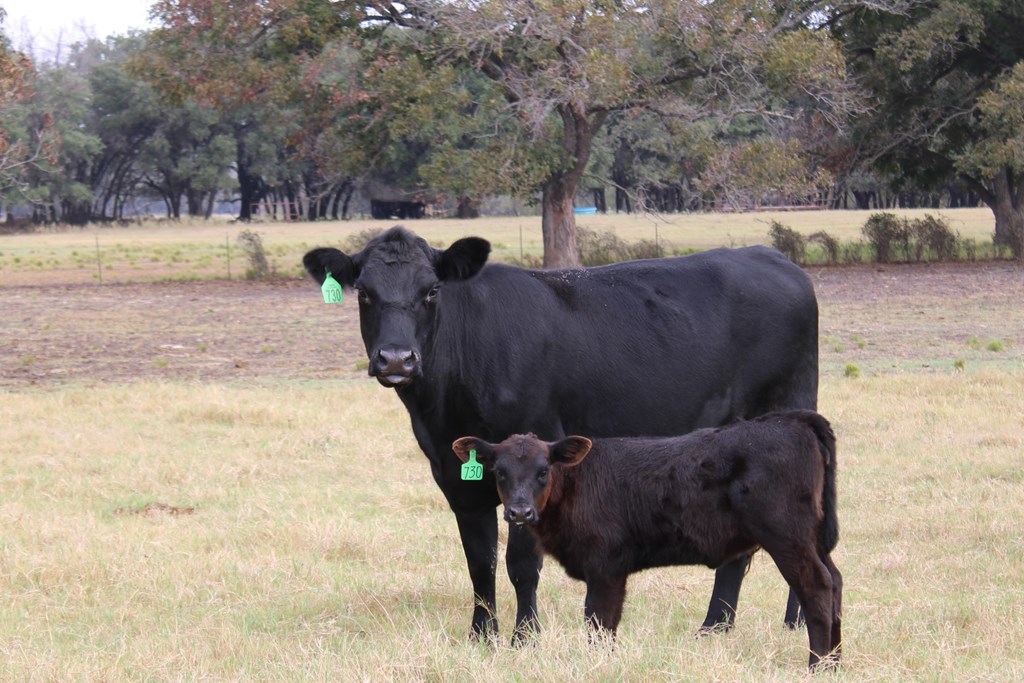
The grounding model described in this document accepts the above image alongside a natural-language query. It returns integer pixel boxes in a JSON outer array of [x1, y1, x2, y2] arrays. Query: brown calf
[[453, 411, 842, 671]]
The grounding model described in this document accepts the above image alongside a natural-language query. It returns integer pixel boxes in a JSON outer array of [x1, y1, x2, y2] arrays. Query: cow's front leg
[[784, 587, 804, 629], [699, 553, 749, 633], [506, 522, 542, 645], [455, 509, 499, 640], [583, 574, 628, 635]]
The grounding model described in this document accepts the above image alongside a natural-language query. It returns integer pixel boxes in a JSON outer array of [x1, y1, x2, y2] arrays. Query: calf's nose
[[504, 505, 538, 526]]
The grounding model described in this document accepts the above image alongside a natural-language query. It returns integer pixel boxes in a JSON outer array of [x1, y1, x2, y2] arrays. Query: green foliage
[[862, 213, 909, 263], [236, 229, 271, 280], [844, 363, 861, 379], [341, 228, 383, 253], [808, 231, 840, 264], [910, 214, 960, 261], [767, 221, 806, 263], [843, 1, 1024, 257], [576, 227, 662, 266], [841, 241, 868, 264], [862, 213, 962, 263], [699, 138, 832, 210], [763, 31, 847, 102]]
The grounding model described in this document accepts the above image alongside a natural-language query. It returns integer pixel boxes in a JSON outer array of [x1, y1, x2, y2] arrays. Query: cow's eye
[[537, 467, 549, 483], [424, 284, 440, 305], [356, 286, 371, 305], [495, 469, 507, 483]]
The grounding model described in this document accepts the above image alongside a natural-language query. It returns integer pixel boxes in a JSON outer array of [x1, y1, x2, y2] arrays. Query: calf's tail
[[805, 412, 839, 553]]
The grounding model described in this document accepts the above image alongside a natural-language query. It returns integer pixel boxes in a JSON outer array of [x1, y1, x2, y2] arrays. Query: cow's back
[[431, 246, 817, 440]]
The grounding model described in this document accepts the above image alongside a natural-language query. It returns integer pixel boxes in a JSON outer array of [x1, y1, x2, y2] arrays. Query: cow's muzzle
[[370, 347, 421, 387], [504, 505, 538, 526]]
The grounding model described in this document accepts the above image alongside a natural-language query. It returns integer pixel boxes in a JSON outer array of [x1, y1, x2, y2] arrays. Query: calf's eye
[[537, 468, 549, 482]]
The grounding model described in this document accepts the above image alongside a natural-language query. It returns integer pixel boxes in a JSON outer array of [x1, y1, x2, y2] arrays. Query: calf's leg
[[699, 554, 749, 633], [771, 550, 836, 671], [454, 510, 499, 640], [584, 574, 628, 634], [823, 552, 843, 662], [506, 522, 543, 645]]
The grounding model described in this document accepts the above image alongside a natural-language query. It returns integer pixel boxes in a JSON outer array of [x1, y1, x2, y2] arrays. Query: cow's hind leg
[[699, 554, 749, 633], [506, 522, 543, 646], [455, 510, 499, 641]]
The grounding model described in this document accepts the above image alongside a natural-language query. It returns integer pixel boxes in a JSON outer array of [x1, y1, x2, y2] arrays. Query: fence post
[[94, 232, 102, 284]]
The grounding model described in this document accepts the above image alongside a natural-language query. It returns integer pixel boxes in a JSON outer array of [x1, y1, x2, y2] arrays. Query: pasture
[[1, 212, 1023, 681], [0, 207, 999, 285]]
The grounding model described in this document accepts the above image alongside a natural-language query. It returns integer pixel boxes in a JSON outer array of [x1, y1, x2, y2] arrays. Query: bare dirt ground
[[2, 261, 1022, 389]]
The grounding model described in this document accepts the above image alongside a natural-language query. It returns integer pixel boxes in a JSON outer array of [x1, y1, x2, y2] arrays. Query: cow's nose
[[372, 347, 420, 380], [505, 505, 537, 526]]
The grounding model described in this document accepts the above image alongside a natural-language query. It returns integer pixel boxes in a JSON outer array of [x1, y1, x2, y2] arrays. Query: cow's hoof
[[511, 629, 538, 649], [695, 622, 734, 637]]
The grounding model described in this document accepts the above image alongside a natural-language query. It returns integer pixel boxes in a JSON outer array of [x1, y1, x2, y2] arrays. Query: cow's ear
[[303, 247, 357, 286], [437, 237, 490, 281], [549, 436, 592, 467], [452, 436, 496, 468]]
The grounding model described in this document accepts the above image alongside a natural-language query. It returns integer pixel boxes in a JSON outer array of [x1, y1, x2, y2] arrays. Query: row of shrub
[[768, 213, 1006, 265], [242, 215, 999, 278]]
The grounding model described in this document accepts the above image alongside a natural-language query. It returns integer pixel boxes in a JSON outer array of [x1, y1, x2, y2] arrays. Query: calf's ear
[[549, 436, 592, 467], [437, 237, 490, 281], [303, 247, 357, 286], [451, 436, 497, 468]]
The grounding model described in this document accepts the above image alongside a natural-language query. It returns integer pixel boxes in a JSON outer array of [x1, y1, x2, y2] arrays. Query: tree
[[841, 0, 1024, 257], [21, 36, 167, 224], [139, 0, 359, 220], [85, 35, 165, 221], [311, 39, 525, 219], [368, 1, 895, 267], [20, 52, 102, 224], [0, 8, 58, 207], [137, 100, 235, 219]]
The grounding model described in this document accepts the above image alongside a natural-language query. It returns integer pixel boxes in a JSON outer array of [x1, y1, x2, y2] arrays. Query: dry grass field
[[0, 207, 1000, 286], [1, 212, 1022, 681]]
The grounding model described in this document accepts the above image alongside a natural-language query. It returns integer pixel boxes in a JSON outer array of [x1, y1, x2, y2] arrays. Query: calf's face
[[452, 434, 592, 525]]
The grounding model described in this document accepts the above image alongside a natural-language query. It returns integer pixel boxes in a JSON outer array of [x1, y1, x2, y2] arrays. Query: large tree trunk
[[235, 124, 265, 223], [456, 196, 480, 219], [540, 176, 580, 268], [539, 104, 608, 268], [990, 169, 1024, 259]]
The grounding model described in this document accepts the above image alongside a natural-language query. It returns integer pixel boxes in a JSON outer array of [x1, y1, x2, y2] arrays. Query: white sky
[[2, 0, 156, 60]]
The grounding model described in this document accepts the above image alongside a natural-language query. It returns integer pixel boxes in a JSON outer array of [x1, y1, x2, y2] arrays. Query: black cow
[[451, 412, 842, 671], [303, 226, 818, 642]]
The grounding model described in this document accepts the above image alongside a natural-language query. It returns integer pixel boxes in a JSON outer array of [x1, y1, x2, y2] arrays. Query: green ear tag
[[461, 450, 483, 481], [321, 272, 344, 304]]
